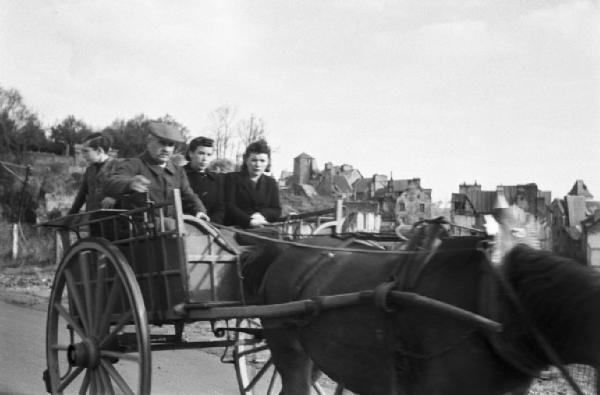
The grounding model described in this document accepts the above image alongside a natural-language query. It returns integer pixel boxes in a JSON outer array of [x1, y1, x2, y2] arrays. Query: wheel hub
[[67, 338, 100, 368]]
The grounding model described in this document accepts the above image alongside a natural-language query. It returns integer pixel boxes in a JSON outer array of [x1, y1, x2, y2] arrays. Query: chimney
[[493, 186, 510, 223]]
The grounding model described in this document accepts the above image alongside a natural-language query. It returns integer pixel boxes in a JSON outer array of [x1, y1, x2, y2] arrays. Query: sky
[[1, 0, 598, 202]]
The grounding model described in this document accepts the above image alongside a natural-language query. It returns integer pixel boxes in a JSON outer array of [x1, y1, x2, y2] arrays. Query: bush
[[0, 170, 39, 223], [49, 162, 69, 173]]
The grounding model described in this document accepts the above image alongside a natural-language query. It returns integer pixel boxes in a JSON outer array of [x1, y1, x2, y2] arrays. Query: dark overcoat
[[69, 158, 119, 214], [224, 170, 281, 228], [104, 151, 206, 215], [184, 164, 225, 224]]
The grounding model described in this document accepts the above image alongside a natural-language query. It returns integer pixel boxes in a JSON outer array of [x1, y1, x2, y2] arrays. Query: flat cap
[[147, 121, 186, 144], [190, 136, 214, 148]]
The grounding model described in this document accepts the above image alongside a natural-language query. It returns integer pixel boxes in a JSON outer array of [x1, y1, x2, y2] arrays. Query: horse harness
[[372, 232, 480, 380]]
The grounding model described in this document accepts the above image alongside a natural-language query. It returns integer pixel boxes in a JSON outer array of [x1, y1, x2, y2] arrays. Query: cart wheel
[[46, 238, 151, 394], [233, 318, 329, 394]]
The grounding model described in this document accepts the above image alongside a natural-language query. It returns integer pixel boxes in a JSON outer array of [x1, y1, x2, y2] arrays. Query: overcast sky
[[1, 0, 598, 202]]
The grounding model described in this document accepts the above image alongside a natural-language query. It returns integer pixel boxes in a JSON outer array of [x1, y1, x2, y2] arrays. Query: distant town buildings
[[280, 152, 433, 229], [449, 179, 600, 267], [450, 182, 551, 235], [282, 153, 599, 266]]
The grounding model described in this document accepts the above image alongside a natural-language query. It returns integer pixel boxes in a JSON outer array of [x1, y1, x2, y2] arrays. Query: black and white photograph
[[1, 1, 599, 394]]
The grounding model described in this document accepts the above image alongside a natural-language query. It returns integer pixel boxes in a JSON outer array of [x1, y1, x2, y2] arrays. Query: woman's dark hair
[[185, 136, 214, 161], [83, 132, 112, 153], [242, 139, 271, 172]]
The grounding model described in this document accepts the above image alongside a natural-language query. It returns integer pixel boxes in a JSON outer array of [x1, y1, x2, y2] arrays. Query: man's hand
[[130, 175, 151, 193], [196, 212, 210, 221], [100, 197, 116, 209], [249, 212, 268, 228]]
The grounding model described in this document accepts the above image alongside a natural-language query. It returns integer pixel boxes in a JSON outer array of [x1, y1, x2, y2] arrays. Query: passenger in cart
[[184, 136, 225, 224], [68, 132, 119, 215], [224, 139, 281, 230], [104, 121, 209, 228]]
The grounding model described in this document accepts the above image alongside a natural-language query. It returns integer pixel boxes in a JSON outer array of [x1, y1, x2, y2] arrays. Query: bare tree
[[208, 105, 237, 158], [0, 86, 44, 156], [237, 114, 267, 149], [0, 86, 37, 128], [205, 107, 270, 163]]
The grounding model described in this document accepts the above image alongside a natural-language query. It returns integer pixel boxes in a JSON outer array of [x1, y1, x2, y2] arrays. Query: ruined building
[[548, 180, 600, 266]]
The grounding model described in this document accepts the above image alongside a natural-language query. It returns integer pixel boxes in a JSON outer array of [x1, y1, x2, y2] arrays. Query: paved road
[[0, 299, 241, 395]]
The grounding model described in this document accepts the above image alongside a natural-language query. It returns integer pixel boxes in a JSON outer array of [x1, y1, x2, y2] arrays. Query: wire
[[0, 159, 28, 169], [0, 161, 26, 183]]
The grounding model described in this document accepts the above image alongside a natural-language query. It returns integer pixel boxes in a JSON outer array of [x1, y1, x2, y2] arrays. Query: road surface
[[0, 298, 242, 395]]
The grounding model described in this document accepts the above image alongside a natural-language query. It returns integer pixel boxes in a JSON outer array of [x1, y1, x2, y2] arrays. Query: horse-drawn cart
[[39, 190, 509, 395]]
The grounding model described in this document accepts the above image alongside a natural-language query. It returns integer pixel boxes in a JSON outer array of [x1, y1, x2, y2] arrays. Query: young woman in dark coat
[[184, 136, 225, 224], [225, 139, 281, 228]]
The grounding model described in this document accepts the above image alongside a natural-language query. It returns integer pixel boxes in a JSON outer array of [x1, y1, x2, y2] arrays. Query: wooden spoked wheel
[[233, 318, 328, 395], [46, 238, 151, 394]]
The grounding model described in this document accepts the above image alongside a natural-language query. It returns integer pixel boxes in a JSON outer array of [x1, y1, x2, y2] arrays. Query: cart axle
[[67, 338, 100, 369]]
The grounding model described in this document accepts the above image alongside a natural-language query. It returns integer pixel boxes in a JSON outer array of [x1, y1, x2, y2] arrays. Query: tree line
[[0, 85, 268, 161], [0, 84, 269, 224]]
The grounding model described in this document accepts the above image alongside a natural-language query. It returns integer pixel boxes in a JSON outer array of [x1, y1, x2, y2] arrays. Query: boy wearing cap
[[104, 121, 208, 220], [185, 136, 225, 224], [69, 132, 119, 214]]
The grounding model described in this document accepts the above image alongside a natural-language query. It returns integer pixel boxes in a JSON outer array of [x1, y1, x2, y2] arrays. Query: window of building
[[399, 202, 405, 211], [420, 204, 425, 212]]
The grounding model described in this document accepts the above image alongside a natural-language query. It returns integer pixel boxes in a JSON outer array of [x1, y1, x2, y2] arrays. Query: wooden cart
[[40, 191, 500, 394]]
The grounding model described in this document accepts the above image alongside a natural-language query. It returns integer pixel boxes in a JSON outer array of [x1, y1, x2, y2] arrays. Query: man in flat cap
[[104, 121, 209, 220]]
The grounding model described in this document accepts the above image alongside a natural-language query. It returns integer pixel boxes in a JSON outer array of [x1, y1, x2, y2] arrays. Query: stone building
[[370, 177, 432, 227], [548, 180, 600, 266], [353, 174, 388, 201], [280, 153, 368, 199], [582, 212, 600, 267], [315, 162, 363, 198], [293, 152, 318, 185], [393, 179, 432, 225]]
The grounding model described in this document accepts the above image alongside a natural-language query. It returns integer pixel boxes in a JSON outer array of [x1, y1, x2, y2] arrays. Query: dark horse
[[240, 232, 600, 395]]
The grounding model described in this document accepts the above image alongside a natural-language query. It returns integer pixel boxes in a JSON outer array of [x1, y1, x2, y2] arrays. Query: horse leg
[[264, 326, 313, 395]]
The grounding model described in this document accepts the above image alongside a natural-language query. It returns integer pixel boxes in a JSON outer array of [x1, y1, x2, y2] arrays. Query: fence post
[[12, 223, 19, 260], [55, 231, 63, 265]]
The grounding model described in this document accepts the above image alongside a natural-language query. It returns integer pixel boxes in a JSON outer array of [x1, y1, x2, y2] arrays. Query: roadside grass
[[0, 221, 55, 274]]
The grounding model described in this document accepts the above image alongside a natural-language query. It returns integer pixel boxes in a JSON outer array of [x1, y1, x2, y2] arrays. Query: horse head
[[495, 244, 600, 393], [502, 245, 600, 358]]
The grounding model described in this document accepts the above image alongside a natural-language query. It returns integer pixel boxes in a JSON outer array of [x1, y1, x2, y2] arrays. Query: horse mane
[[502, 245, 600, 338], [438, 235, 489, 253]]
